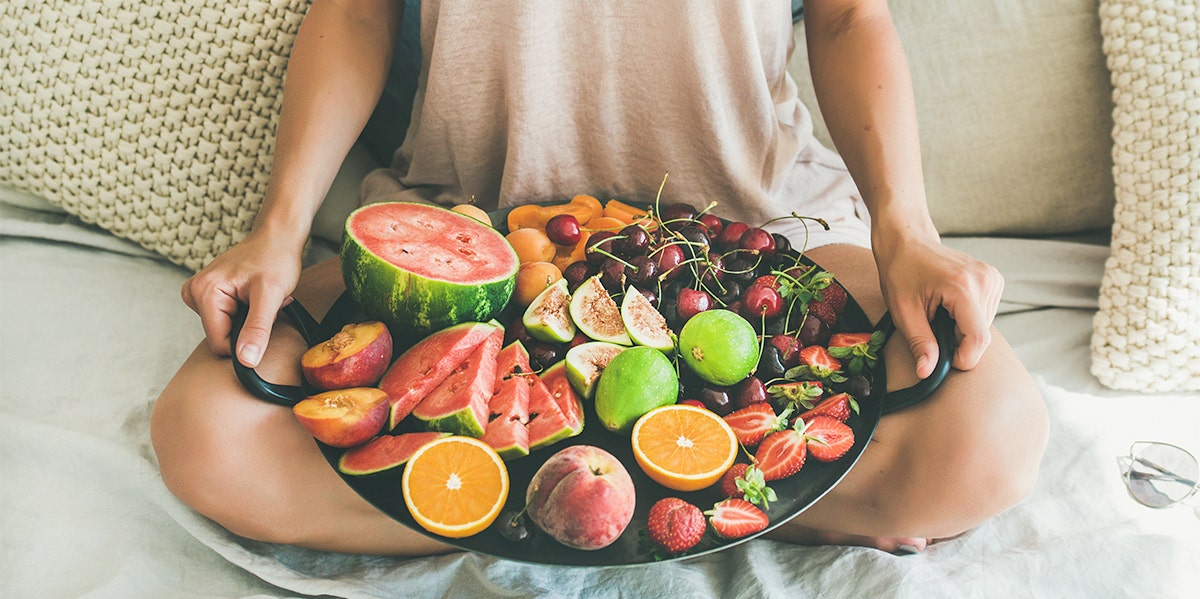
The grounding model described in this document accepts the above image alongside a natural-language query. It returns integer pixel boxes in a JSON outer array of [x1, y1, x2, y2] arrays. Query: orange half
[[401, 436, 510, 538], [631, 404, 738, 492]]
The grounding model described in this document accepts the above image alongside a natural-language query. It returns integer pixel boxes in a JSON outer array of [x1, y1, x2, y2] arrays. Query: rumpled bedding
[[2, 204, 1197, 598]]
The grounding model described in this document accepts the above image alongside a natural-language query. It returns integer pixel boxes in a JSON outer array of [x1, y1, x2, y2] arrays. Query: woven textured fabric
[[0, 0, 309, 271], [1092, 0, 1200, 392]]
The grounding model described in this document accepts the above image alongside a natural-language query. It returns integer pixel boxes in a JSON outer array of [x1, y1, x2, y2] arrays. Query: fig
[[523, 278, 577, 343], [619, 286, 675, 353], [568, 275, 632, 345], [565, 341, 627, 400]]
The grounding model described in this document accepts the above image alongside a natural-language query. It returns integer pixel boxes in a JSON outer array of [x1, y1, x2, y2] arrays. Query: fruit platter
[[232, 193, 953, 566]]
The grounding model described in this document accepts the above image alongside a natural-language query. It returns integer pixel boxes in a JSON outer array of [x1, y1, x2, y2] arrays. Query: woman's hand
[[180, 230, 304, 368], [874, 231, 1003, 378]]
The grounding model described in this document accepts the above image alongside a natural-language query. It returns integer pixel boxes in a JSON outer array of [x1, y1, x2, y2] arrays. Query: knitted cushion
[[1091, 0, 1200, 392], [0, 0, 309, 271]]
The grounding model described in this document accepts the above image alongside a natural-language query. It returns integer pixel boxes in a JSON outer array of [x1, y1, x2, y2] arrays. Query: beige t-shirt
[[361, 0, 870, 247]]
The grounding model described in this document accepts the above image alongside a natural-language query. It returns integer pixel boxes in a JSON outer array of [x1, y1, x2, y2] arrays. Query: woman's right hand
[[180, 230, 304, 368]]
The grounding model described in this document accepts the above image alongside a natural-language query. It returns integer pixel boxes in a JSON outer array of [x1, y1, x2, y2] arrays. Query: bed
[[2, 0, 1198, 597]]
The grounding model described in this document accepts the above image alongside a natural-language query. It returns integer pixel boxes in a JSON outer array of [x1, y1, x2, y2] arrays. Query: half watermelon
[[341, 202, 518, 338]]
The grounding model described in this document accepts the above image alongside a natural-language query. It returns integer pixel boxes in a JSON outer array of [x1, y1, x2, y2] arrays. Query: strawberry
[[723, 402, 789, 448], [766, 380, 823, 411], [719, 463, 750, 498], [679, 399, 706, 409], [794, 345, 845, 383], [646, 497, 706, 555], [804, 415, 855, 462], [827, 330, 885, 375], [754, 421, 808, 481], [808, 280, 847, 326], [797, 392, 858, 423], [706, 498, 770, 540]]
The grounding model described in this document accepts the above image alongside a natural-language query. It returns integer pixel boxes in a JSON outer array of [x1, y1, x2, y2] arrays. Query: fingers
[[235, 283, 291, 368], [890, 300, 939, 379], [945, 266, 1003, 372]]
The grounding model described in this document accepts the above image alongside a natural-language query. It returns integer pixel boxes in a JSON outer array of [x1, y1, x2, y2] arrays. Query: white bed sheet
[[2, 210, 1197, 598]]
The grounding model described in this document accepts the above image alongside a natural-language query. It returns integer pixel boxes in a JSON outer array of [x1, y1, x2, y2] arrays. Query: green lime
[[678, 309, 760, 386], [594, 346, 679, 434]]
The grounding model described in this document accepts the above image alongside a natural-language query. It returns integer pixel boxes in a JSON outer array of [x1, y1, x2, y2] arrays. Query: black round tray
[[231, 203, 954, 566]]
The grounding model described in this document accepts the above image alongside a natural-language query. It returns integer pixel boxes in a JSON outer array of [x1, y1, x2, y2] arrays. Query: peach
[[525, 444, 636, 550], [292, 387, 389, 448], [301, 321, 393, 390]]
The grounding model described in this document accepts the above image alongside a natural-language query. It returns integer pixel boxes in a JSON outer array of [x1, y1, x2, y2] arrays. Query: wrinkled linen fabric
[[2, 208, 1198, 598]]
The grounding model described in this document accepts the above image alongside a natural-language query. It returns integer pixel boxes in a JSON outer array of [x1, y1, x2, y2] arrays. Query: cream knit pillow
[[0, 0, 309, 271], [1091, 0, 1200, 392]]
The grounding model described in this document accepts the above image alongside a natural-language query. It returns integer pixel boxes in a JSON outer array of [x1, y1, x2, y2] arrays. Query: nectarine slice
[[293, 388, 390, 448], [301, 321, 393, 390]]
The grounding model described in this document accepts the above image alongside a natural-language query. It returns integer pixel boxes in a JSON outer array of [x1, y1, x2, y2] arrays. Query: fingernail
[[916, 355, 930, 377], [240, 344, 261, 367]]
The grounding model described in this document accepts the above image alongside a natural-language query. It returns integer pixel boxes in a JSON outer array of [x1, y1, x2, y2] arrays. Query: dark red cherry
[[562, 261, 594, 293], [768, 333, 802, 367], [545, 214, 582, 246], [697, 385, 734, 416], [615, 224, 652, 257], [697, 213, 724, 241], [717, 221, 751, 250], [652, 242, 686, 281], [676, 288, 713, 322], [626, 255, 659, 287], [732, 377, 768, 410], [599, 258, 627, 291], [660, 202, 699, 224], [586, 231, 618, 266], [741, 284, 783, 319], [739, 227, 777, 258]]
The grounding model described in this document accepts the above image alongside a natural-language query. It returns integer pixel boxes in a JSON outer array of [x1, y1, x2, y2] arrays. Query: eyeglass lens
[[1127, 443, 1199, 509]]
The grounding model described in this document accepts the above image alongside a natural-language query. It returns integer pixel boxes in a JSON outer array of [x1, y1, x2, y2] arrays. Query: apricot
[[506, 228, 556, 263], [506, 204, 542, 232], [451, 203, 491, 226], [514, 261, 564, 307], [551, 230, 591, 271]]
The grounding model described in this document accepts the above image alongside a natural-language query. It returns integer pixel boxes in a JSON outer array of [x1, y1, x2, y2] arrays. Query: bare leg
[[151, 258, 452, 556], [764, 244, 1049, 551]]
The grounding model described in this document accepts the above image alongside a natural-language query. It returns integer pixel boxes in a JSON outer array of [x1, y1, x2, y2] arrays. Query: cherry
[[652, 243, 686, 280], [638, 286, 660, 308], [717, 221, 750, 250], [768, 333, 802, 367], [732, 377, 768, 410], [797, 314, 831, 347], [527, 339, 563, 370], [700, 252, 726, 287], [741, 284, 783, 319], [716, 279, 743, 306], [739, 227, 777, 258], [497, 509, 530, 542], [676, 288, 713, 322], [599, 257, 627, 291], [545, 214, 582, 246], [586, 231, 618, 266], [697, 385, 733, 416], [615, 224, 651, 257], [675, 224, 711, 257], [771, 232, 792, 257], [757, 345, 787, 380], [562, 261, 594, 292], [626, 255, 658, 287], [660, 202, 699, 224], [504, 314, 532, 346], [697, 213, 724, 241]]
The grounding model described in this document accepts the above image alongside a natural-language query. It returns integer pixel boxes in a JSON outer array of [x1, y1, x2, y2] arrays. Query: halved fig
[[523, 278, 577, 343], [564, 341, 627, 400], [620, 286, 675, 353], [568, 275, 632, 345]]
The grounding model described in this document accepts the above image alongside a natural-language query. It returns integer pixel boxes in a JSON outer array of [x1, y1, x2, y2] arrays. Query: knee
[[151, 386, 311, 546], [883, 372, 1048, 537]]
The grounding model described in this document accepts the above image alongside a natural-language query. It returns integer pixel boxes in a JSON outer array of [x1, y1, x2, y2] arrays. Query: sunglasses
[[1116, 441, 1200, 519]]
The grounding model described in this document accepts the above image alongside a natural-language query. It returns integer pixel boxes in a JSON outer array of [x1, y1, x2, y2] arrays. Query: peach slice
[[301, 321, 393, 390], [293, 387, 389, 448]]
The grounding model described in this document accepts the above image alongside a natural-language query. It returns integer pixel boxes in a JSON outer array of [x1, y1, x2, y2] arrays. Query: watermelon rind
[[337, 432, 450, 476], [411, 327, 504, 437], [341, 202, 518, 337]]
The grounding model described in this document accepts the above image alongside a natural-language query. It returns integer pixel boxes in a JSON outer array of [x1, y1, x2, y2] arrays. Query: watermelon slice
[[337, 432, 450, 476], [411, 326, 505, 437], [481, 342, 532, 460], [526, 360, 584, 451], [379, 320, 500, 430], [341, 202, 518, 337]]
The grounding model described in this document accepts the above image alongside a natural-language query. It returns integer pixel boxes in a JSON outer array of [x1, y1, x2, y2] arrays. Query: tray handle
[[230, 300, 321, 407], [876, 306, 956, 415]]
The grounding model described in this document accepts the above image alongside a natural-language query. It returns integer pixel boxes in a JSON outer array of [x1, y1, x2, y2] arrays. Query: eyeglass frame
[[1117, 441, 1200, 513]]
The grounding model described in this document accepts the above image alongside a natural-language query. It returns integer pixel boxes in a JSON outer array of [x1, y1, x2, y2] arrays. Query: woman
[[151, 0, 1048, 555]]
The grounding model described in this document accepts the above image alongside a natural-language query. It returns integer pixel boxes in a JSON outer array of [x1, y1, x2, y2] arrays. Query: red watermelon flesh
[[380, 320, 500, 430], [337, 431, 450, 476], [526, 360, 584, 451], [411, 326, 504, 437], [481, 342, 532, 460]]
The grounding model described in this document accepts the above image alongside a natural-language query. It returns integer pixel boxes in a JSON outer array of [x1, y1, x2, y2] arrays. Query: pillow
[[788, 0, 1117, 236], [1090, 0, 1200, 392], [0, 0, 309, 271]]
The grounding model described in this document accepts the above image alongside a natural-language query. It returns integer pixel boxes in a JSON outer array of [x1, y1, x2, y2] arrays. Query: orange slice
[[631, 404, 738, 492], [401, 436, 510, 538]]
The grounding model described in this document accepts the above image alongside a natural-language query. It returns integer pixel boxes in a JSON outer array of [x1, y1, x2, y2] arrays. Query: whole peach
[[525, 444, 636, 550]]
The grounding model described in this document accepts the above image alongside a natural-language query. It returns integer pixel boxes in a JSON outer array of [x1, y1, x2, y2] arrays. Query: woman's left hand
[[874, 233, 1004, 379]]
